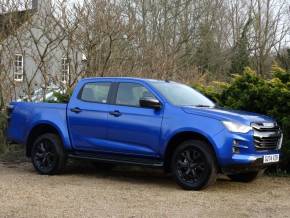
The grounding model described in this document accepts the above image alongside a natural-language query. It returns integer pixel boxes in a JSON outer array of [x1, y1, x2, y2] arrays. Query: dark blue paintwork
[[7, 77, 281, 168]]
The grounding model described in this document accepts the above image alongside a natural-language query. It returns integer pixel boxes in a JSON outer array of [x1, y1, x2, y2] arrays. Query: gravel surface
[[0, 161, 289, 218]]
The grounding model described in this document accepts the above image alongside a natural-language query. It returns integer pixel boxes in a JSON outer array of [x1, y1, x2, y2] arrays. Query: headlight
[[222, 121, 252, 133]]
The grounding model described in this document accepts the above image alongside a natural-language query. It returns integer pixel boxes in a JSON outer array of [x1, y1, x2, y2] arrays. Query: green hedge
[[194, 66, 290, 172]]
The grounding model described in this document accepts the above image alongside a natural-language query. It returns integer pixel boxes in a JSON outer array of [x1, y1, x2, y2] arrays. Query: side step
[[68, 152, 164, 167]]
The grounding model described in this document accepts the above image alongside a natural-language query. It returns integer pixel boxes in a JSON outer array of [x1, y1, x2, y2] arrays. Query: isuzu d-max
[[7, 77, 283, 190]]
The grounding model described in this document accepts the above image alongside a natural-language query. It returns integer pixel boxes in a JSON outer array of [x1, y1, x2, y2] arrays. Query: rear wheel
[[228, 171, 261, 182], [171, 140, 217, 190], [31, 133, 67, 175]]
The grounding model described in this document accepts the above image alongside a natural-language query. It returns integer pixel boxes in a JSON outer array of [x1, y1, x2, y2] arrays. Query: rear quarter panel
[[7, 102, 72, 150]]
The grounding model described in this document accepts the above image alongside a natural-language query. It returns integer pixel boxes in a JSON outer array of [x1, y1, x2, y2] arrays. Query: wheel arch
[[26, 122, 64, 157], [163, 131, 219, 172]]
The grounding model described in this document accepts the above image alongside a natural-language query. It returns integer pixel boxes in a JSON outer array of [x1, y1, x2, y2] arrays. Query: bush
[[194, 66, 290, 172], [0, 111, 7, 153], [52, 91, 72, 103], [193, 82, 228, 106], [46, 89, 73, 103]]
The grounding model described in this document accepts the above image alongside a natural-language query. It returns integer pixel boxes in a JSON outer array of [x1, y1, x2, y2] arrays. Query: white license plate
[[263, 154, 280, 164]]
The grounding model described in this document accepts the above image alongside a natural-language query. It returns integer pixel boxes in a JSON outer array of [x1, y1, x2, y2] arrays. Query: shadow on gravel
[[0, 154, 259, 191], [61, 159, 179, 189], [3, 160, 263, 191], [62, 160, 256, 191], [0, 149, 177, 189]]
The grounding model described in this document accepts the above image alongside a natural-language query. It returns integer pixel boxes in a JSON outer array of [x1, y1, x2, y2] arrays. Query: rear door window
[[79, 82, 111, 103]]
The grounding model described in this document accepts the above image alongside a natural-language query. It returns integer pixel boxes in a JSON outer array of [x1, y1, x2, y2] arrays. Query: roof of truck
[[80, 77, 172, 83]]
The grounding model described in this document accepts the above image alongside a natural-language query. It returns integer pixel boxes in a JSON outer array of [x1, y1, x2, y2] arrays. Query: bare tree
[[249, 0, 290, 76], [0, 0, 289, 105]]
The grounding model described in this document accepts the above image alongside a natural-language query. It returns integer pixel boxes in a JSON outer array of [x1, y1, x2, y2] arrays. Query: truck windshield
[[150, 81, 215, 107]]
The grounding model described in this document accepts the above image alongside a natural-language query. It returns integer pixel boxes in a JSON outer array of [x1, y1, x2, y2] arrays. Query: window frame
[[14, 53, 24, 82], [77, 82, 113, 104], [112, 82, 160, 108], [61, 57, 70, 83]]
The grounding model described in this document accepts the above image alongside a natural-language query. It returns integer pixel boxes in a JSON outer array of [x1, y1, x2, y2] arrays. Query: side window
[[61, 57, 70, 83], [14, 54, 24, 82], [116, 83, 156, 107], [80, 82, 111, 103]]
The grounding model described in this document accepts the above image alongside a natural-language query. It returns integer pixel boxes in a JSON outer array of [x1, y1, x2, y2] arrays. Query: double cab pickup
[[7, 77, 283, 190]]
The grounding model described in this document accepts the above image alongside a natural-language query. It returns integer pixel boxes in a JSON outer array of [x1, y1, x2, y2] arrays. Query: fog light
[[232, 146, 240, 153], [232, 140, 240, 153]]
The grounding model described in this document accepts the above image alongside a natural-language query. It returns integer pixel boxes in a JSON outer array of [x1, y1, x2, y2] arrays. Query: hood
[[182, 106, 275, 125]]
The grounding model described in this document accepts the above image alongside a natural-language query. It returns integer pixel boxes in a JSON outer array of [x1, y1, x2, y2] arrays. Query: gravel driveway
[[0, 161, 289, 218]]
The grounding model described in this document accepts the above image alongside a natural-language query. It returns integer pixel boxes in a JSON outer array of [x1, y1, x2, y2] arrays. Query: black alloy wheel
[[33, 139, 57, 173], [171, 140, 217, 190], [31, 133, 66, 175], [176, 148, 207, 184]]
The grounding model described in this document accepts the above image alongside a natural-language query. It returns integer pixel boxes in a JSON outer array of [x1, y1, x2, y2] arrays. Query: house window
[[61, 57, 70, 83], [14, 54, 24, 82]]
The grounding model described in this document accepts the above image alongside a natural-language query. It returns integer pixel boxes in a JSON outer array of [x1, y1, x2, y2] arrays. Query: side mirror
[[140, 97, 161, 109]]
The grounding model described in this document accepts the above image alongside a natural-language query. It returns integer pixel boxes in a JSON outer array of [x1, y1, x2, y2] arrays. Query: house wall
[[0, 0, 83, 101]]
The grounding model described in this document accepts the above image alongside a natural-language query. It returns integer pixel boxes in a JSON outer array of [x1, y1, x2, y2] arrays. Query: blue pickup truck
[[7, 77, 283, 190]]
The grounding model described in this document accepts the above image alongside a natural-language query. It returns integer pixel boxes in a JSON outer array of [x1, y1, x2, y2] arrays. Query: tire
[[31, 133, 67, 175], [228, 171, 261, 183], [171, 140, 217, 190]]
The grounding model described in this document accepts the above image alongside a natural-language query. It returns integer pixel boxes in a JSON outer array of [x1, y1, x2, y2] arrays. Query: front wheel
[[228, 171, 261, 183], [31, 133, 67, 175], [171, 140, 217, 190]]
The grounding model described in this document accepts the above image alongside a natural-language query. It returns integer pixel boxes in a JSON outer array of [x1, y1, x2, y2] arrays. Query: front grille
[[251, 122, 282, 151]]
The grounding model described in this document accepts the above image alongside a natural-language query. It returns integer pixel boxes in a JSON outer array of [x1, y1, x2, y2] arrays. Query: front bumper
[[221, 153, 281, 174], [213, 127, 282, 171]]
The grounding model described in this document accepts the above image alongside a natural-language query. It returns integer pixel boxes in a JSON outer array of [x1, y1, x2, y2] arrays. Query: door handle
[[70, 107, 82, 113], [109, 110, 122, 117]]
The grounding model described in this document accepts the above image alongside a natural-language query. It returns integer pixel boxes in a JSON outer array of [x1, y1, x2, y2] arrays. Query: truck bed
[[7, 102, 68, 145]]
